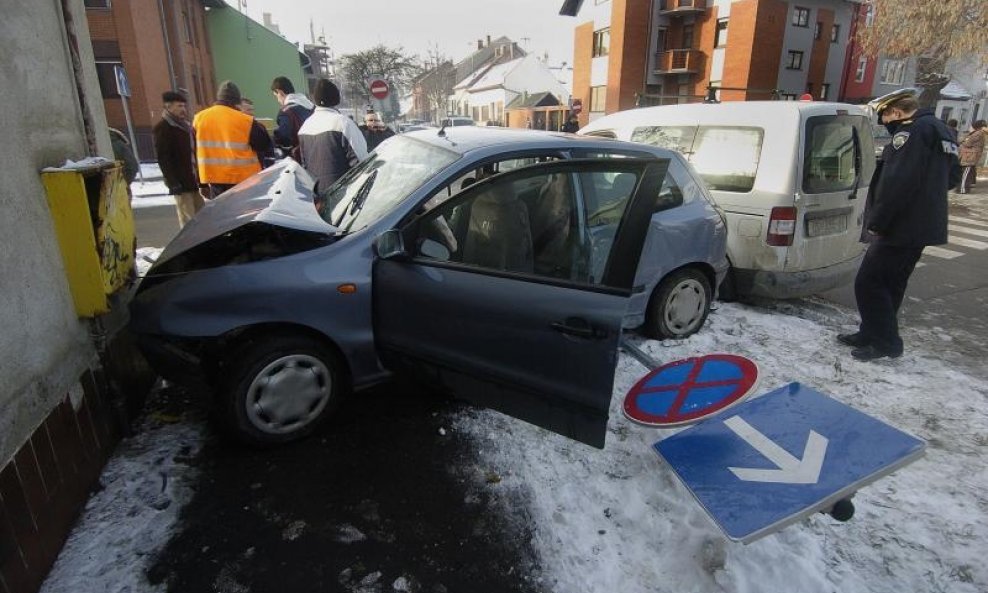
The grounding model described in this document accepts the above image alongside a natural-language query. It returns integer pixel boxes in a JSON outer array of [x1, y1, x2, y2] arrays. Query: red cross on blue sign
[[623, 354, 759, 427]]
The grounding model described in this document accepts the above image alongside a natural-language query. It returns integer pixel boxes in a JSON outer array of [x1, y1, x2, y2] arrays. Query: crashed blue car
[[130, 128, 727, 447]]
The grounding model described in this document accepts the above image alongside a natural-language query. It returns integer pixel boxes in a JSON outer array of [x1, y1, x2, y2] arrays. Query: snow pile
[[40, 413, 204, 593], [453, 300, 988, 593]]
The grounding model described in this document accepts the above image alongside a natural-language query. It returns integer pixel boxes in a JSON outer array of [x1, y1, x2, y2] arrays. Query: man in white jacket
[[298, 79, 368, 194]]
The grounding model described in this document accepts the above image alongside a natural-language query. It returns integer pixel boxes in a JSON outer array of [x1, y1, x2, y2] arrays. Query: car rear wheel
[[219, 334, 344, 445], [645, 268, 712, 340]]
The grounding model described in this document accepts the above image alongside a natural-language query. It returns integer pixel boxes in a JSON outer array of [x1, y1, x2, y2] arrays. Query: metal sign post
[[113, 65, 143, 182]]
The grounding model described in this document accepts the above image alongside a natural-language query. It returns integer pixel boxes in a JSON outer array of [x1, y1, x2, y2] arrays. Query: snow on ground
[[131, 163, 174, 208], [39, 409, 204, 593], [39, 298, 988, 593], [452, 299, 988, 593]]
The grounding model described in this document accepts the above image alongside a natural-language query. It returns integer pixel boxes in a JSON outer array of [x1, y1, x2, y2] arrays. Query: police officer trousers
[[854, 241, 924, 354]]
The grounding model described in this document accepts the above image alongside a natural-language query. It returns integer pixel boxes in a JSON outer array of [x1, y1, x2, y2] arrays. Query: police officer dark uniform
[[838, 89, 961, 361]]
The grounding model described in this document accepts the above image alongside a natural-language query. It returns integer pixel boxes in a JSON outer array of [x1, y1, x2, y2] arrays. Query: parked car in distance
[[580, 101, 876, 299], [130, 128, 727, 448], [440, 116, 476, 127]]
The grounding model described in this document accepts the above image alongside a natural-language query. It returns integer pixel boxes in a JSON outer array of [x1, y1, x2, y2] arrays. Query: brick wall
[[0, 371, 120, 593], [572, 21, 593, 128], [607, 0, 650, 113], [693, 5, 720, 96], [724, 0, 788, 101], [807, 8, 834, 97]]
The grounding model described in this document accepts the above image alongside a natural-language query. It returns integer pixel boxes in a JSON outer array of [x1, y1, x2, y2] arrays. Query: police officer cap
[[868, 87, 918, 119]]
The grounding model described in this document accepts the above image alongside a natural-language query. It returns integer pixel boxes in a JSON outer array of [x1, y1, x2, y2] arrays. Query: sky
[[41, 242, 988, 592], [227, 0, 578, 66]]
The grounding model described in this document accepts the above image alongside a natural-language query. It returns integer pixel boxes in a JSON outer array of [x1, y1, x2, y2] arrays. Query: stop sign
[[369, 79, 389, 100]]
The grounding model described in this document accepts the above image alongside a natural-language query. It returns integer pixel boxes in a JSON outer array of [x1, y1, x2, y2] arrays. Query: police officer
[[838, 89, 960, 361]]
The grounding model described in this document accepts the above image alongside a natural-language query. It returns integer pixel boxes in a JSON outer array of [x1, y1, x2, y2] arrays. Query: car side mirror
[[374, 229, 407, 260]]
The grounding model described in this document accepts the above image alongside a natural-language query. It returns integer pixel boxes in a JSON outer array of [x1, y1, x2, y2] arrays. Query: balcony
[[659, 0, 707, 16], [654, 49, 702, 74]]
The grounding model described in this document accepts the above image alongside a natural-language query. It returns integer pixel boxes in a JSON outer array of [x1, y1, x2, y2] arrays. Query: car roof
[[580, 101, 869, 133], [403, 126, 677, 158]]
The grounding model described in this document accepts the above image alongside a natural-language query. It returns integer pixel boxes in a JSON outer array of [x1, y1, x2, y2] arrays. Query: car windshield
[[324, 136, 460, 232]]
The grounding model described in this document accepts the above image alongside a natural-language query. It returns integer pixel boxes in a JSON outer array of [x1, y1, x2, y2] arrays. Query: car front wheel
[[219, 334, 344, 445], [644, 268, 712, 340]]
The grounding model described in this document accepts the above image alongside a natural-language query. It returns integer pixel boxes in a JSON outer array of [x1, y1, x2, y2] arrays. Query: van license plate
[[807, 214, 847, 237]]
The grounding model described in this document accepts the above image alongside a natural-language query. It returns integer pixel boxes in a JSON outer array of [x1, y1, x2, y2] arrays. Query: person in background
[[238, 97, 256, 117], [560, 114, 580, 133], [359, 111, 395, 151], [271, 76, 314, 160], [153, 90, 202, 227], [946, 119, 959, 142], [958, 120, 985, 194], [838, 91, 959, 361], [192, 80, 272, 199], [108, 127, 139, 185], [297, 79, 367, 199]]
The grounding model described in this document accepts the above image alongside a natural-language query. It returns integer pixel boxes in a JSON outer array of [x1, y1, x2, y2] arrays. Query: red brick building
[[85, 0, 220, 159], [566, 0, 859, 127]]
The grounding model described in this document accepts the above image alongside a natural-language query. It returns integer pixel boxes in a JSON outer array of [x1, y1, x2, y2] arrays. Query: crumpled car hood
[[156, 159, 340, 265]]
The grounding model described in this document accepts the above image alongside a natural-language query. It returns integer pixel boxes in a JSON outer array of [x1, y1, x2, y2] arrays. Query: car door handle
[[550, 318, 606, 340]]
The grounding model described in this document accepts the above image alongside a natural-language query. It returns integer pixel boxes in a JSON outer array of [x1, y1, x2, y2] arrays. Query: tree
[[856, 0, 988, 107], [415, 46, 456, 124], [339, 45, 418, 113]]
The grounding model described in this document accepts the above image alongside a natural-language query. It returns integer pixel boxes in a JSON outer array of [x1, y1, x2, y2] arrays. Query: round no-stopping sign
[[369, 79, 389, 100], [624, 354, 759, 427]]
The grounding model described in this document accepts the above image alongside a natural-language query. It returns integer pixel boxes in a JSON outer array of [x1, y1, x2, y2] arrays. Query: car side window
[[803, 116, 859, 194], [419, 155, 562, 214], [410, 166, 642, 286]]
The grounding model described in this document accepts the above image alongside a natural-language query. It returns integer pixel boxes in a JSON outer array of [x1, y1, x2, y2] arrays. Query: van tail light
[[767, 207, 797, 246]]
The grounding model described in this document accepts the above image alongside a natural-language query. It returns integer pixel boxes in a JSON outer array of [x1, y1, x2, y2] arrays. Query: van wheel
[[218, 334, 344, 445], [645, 269, 712, 340]]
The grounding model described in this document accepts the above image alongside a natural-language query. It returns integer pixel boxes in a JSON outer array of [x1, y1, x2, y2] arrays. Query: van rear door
[[789, 113, 873, 271]]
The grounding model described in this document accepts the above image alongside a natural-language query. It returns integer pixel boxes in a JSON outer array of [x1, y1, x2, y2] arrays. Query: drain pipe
[[59, 0, 100, 155], [157, 0, 178, 90]]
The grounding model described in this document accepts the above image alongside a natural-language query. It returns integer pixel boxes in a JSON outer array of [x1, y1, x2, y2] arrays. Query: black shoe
[[851, 344, 902, 361], [837, 332, 870, 347]]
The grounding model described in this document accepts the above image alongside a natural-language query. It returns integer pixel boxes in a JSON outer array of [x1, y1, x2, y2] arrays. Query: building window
[[880, 59, 906, 85], [865, 5, 874, 27], [814, 22, 822, 40], [94, 61, 123, 98], [820, 83, 830, 100], [855, 57, 868, 82], [84, 0, 110, 8], [715, 18, 729, 48], [590, 86, 607, 112], [831, 24, 840, 43], [182, 9, 195, 45], [682, 24, 694, 49], [786, 51, 804, 70], [792, 7, 810, 27], [592, 28, 610, 57]]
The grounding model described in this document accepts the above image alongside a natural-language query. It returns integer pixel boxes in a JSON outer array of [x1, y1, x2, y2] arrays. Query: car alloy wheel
[[645, 268, 712, 340], [245, 353, 332, 435], [221, 334, 343, 445]]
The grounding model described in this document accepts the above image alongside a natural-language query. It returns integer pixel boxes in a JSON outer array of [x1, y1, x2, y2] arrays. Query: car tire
[[218, 334, 344, 445], [644, 268, 712, 340]]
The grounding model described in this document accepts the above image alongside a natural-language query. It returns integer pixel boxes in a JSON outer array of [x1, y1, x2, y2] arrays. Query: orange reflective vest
[[193, 105, 261, 185]]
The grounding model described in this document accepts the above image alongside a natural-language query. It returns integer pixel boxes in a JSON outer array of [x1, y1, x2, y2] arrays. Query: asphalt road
[[135, 203, 180, 249]]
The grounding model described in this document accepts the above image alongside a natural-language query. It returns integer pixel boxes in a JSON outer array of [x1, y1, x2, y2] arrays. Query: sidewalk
[[131, 163, 173, 208]]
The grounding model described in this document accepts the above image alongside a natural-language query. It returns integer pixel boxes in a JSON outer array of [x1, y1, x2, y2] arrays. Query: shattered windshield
[[324, 136, 460, 232]]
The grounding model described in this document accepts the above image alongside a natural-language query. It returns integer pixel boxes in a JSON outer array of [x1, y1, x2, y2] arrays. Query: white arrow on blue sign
[[654, 382, 925, 543]]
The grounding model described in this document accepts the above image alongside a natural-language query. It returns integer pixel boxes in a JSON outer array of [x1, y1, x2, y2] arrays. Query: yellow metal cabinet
[[42, 162, 136, 317]]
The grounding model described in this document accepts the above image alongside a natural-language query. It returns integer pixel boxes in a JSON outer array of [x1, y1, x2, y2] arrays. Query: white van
[[580, 102, 875, 298]]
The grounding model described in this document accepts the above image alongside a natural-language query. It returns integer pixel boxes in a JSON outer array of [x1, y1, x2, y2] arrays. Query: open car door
[[373, 158, 669, 447]]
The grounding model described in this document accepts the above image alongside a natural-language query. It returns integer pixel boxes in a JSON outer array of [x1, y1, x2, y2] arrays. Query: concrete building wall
[[206, 6, 307, 122], [0, 0, 106, 470]]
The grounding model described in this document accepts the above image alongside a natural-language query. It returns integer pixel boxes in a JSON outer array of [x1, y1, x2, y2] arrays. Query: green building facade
[[205, 6, 306, 123]]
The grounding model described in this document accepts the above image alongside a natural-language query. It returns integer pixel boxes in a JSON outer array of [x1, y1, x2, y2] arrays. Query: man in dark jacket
[[271, 76, 314, 159], [152, 91, 202, 226], [838, 91, 960, 361], [359, 111, 395, 151]]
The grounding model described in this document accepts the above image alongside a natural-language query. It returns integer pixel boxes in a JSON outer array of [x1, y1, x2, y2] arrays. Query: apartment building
[[567, 0, 857, 125], [86, 0, 220, 159]]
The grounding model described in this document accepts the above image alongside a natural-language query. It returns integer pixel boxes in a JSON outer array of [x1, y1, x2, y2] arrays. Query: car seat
[[461, 183, 534, 273]]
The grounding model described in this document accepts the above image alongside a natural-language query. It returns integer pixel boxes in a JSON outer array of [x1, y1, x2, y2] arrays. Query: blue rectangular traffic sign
[[654, 382, 925, 543]]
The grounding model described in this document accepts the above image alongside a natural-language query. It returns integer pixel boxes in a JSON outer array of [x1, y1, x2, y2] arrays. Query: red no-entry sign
[[369, 79, 389, 100]]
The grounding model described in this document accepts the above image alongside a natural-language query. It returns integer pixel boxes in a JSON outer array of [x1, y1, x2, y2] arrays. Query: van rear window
[[802, 116, 860, 194], [631, 126, 763, 192]]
